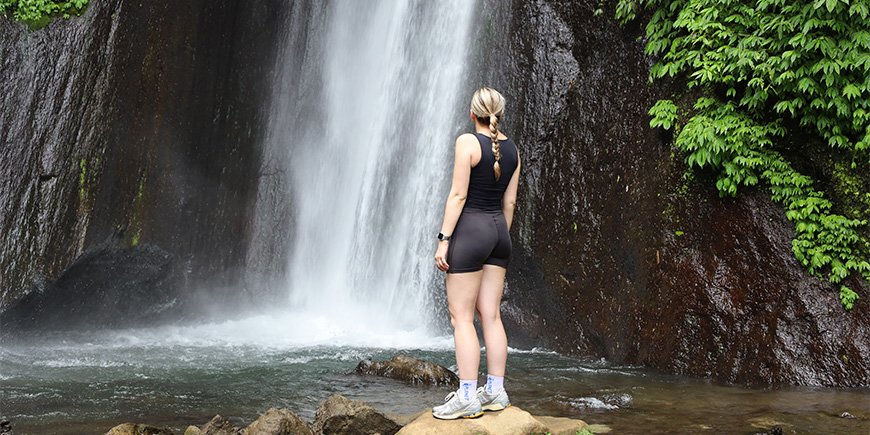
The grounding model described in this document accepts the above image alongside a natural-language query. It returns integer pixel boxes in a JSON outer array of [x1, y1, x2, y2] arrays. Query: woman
[[432, 87, 521, 420]]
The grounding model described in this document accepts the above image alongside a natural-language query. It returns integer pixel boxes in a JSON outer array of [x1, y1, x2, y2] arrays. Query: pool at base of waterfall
[[1, 330, 867, 434]]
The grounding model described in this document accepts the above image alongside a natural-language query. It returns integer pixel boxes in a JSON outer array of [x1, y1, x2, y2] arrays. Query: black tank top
[[465, 132, 519, 211]]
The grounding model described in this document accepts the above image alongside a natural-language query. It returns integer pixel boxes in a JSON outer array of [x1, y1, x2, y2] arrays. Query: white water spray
[[257, 0, 476, 345]]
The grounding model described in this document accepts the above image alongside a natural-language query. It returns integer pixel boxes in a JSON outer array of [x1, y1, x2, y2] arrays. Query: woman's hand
[[434, 241, 450, 272]]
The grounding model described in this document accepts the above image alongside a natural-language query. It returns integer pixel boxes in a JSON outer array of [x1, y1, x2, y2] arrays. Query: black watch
[[437, 232, 451, 241]]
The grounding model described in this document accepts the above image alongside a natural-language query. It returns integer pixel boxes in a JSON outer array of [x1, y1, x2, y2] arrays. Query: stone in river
[[354, 355, 458, 386], [104, 423, 174, 435], [312, 394, 401, 435], [242, 408, 312, 435], [200, 415, 241, 435]]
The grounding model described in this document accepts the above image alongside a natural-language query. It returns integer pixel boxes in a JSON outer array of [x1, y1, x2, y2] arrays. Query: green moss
[[128, 174, 147, 247], [78, 157, 86, 203], [829, 160, 870, 223]]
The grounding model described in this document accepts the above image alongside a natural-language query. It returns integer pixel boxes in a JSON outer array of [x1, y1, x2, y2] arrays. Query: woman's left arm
[[434, 134, 476, 271], [502, 151, 521, 229]]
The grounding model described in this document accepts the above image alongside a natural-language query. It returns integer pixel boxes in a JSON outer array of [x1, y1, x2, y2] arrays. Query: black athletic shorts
[[446, 208, 511, 273]]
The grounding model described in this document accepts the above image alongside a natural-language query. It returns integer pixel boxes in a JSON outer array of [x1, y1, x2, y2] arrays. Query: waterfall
[[252, 0, 477, 345]]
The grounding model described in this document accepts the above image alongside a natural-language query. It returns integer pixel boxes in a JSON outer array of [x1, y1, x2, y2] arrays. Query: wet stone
[[200, 415, 241, 435], [104, 423, 174, 435], [354, 355, 458, 386], [312, 394, 401, 435], [242, 408, 311, 435]]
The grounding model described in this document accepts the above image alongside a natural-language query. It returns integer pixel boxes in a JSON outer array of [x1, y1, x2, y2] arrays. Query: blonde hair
[[470, 87, 506, 180]]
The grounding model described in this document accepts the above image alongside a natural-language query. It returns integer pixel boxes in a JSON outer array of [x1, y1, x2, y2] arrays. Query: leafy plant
[[619, 0, 870, 309], [0, 0, 88, 28]]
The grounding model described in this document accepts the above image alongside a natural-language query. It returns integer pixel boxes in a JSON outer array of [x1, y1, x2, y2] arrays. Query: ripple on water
[[34, 358, 132, 368], [556, 392, 633, 411]]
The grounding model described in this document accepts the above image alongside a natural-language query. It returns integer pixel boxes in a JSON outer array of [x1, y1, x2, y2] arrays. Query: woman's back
[[465, 133, 519, 212]]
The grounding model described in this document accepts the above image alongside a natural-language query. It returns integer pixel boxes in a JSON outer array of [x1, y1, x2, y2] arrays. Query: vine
[[618, 0, 870, 309], [0, 0, 88, 28]]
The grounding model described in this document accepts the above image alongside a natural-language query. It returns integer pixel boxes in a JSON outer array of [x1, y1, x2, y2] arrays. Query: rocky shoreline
[[105, 355, 594, 435], [103, 394, 592, 435]]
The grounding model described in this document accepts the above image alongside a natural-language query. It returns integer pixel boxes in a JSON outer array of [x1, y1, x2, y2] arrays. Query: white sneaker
[[477, 386, 510, 411], [432, 391, 484, 420]]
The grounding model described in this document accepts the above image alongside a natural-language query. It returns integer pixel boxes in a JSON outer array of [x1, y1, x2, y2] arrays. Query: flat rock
[[354, 355, 458, 386], [105, 423, 174, 435], [397, 407, 588, 435], [242, 408, 311, 435], [312, 394, 401, 435]]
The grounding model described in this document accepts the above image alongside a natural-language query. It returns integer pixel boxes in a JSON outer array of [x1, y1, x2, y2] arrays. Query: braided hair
[[470, 87, 506, 180]]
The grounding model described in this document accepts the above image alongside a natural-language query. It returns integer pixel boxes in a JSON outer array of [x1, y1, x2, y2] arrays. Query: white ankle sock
[[485, 374, 504, 394], [458, 379, 477, 403]]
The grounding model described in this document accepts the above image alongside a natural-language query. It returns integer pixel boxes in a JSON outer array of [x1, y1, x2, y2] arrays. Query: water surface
[[1, 322, 867, 434]]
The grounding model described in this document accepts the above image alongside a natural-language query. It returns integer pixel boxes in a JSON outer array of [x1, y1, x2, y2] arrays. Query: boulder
[[104, 423, 174, 435], [242, 408, 312, 435], [183, 426, 203, 435], [354, 355, 458, 386], [397, 407, 588, 435], [201, 415, 241, 435], [312, 395, 401, 435]]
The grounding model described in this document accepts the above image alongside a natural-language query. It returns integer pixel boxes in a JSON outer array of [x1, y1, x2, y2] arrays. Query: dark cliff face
[[0, 0, 285, 328], [475, 0, 869, 387]]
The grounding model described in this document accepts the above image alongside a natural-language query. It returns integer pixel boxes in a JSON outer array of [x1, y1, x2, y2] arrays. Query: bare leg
[[477, 265, 507, 377], [446, 271, 483, 381]]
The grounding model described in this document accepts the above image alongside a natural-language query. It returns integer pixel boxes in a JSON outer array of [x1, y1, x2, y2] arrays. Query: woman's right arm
[[434, 134, 477, 271], [501, 152, 521, 229]]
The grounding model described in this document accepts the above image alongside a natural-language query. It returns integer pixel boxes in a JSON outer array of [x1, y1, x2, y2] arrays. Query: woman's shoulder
[[457, 133, 479, 142], [454, 133, 481, 155]]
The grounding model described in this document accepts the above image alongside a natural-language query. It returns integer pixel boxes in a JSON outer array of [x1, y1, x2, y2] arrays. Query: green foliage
[[621, 0, 870, 309], [0, 0, 88, 28]]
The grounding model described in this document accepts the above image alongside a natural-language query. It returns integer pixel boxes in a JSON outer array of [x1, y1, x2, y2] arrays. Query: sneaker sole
[[432, 410, 484, 420], [482, 402, 510, 412]]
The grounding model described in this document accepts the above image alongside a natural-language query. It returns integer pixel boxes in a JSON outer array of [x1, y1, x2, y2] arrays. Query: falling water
[[255, 0, 476, 344]]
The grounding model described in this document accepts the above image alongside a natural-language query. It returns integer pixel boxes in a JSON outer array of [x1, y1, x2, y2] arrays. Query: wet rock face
[[0, 1, 285, 319], [475, 0, 869, 386], [354, 355, 459, 386]]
